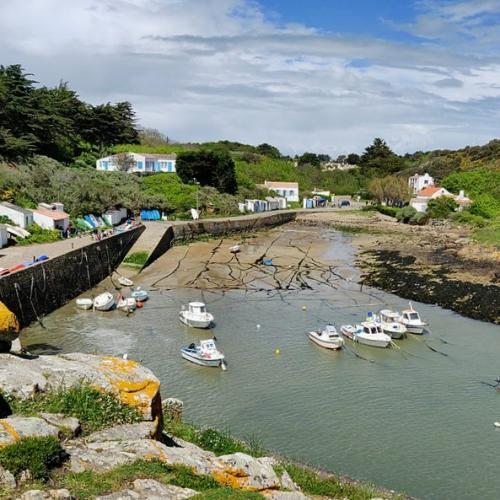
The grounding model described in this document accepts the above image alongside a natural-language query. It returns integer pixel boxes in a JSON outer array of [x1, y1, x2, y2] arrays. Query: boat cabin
[[188, 302, 207, 314], [380, 310, 398, 323], [200, 339, 217, 352], [323, 325, 339, 338], [402, 310, 420, 321], [361, 322, 383, 335]]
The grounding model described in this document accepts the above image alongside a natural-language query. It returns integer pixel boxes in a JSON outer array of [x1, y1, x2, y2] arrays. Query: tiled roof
[[264, 181, 299, 188], [34, 207, 69, 220], [417, 187, 442, 197], [0, 202, 32, 216]]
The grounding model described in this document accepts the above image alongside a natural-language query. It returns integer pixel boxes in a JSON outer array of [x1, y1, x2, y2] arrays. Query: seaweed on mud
[[361, 250, 500, 324]]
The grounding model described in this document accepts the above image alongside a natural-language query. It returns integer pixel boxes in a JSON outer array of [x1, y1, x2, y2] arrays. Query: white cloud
[[0, 0, 499, 154]]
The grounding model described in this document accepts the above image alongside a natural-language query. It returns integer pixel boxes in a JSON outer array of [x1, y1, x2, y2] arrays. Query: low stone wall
[[0, 226, 144, 328], [142, 211, 296, 269]]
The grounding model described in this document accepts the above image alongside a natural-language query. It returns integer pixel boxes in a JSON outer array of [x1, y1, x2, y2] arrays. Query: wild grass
[[164, 419, 265, 457], [123, 251, 149, 267], [8, 384, 142, 434], [60, 460, 222, 499], [0, 436, 65, 480], [472, 218, 500, 248]]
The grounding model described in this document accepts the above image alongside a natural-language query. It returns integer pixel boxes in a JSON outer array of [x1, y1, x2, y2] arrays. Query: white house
[[0, 202, 33, 229], [410, 186, 453, 213], [96, 152, 177, 174], [33, 203, 70, 232], [408, 173, 434, 194], [263, 181, 299, 202]]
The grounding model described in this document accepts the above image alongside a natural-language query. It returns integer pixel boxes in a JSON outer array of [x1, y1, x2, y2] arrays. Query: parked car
[[340, 200, 351, 207]]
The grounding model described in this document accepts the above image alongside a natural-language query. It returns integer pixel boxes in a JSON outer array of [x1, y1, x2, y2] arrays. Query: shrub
[[396, 205, 417, 223], [469, 194, 500, 219], [0, 215, 15, 225], [9, 385, 142, 434], [0, 436, 65, 480], [427, 196, 458, 219], [375, 205, 400, 218], [452, 210, 487, 227], [409, 212, 428, 225], [123, 251, 149, 267], [17, 223, 62, 246]]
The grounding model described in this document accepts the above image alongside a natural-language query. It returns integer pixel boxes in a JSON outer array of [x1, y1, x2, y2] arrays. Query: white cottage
[[410, 187, 452, 213], [263, 181, 299, 202], [0, 225, 8, 248], [0, 202, 33, 229], [96, 152, 177, 174], [33, 203, 70, 232], [408, 173, 434, 194]]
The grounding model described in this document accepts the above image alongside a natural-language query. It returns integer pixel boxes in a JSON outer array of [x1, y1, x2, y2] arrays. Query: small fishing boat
[[131, 287, 148, 302], [494, 422, 500, 428], [378, 309, 407, 339], [262, 258, 273, 266], [399, 303, 427, 334], [76, 298, 93, 310], [5, 224, 30, 239], [117, 296, 136, 313], [340, 321, 392, 348], [180, 339, 226, 369], [179, 302, 214, 329], [229, 245, 241, 253], [93, 292, 115, 311], [307, 324, 344, 350], [118, 276, 134, 287]]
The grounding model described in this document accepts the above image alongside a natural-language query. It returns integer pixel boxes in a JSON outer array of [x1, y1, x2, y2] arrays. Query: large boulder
[[17, 489, 72, 499], [0, 302, 20, 344], [0, 416, 60, 446], [63, 438, 281, 492], [0, 353, 162, 426]]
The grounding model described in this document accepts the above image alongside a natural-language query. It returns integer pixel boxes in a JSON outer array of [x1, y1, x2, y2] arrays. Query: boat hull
[[404, 324, 426, 334], [181, 350, 223, 367], [179, 313, 212, 329], [381, 327, 406, 339], [76, 299, 93, 310], [93, 293, 115, 311], [355, 336, 391, 348], [307, 333, 343, 350]]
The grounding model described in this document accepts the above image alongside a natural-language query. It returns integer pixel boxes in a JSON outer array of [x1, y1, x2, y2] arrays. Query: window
[[136, 161, 143, 169], [101, 161, 109, 170]]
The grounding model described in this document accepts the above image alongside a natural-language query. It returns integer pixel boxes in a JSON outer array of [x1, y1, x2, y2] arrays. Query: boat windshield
[[409, 312, 419, 320], [376, 326, 382, 333]]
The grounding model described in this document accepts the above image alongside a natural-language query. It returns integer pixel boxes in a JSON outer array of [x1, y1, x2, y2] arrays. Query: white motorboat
[[76, 298, 93, 310], [399, 303, 427, 334], [229, 245, 241, 254], [307, 324, 344, 350], [131, 287, 148, 302], [118, 276, 134, 287], [378, 309, 407, 339], [117, 296, 136, 313], [179, 302, 214, 329], [93, 292, 115, 311], [340, 321, 392, 348], [5, 224, 30, 239], [180, 339, 226, 369]]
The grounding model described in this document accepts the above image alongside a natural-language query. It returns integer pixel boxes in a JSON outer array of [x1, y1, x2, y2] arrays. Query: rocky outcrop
[[64, 437, 282, 492], [39, 413, 81, 437], [17, 489, 72, 499], [0, 353, 161, 425], [96, 479, 197, 499], [0, 416, 60, 446], [0, 464, 16, 489]]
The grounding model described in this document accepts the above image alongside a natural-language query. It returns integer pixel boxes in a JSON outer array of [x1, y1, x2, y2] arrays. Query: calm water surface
[[23, 231, 500, 499]]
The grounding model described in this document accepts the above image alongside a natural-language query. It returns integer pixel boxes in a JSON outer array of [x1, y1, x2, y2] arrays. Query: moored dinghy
[[118, 276, 134, 287], [76, 298, 93, 310], [117, 296, 137, 313], [378, 309, 407, 339], [179, 302, 214, 329], [340, 320, 392, 348], [93, 292, 115, 311], [307, 324, 344, 350], [181, 339, 226, 369], [399, 302, 427, 334], [229, 245, 241, 254], [131, 287, 148, 302]]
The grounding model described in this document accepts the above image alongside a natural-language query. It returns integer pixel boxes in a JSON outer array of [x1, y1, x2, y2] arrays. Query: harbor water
[[23, 229, 500, 499]]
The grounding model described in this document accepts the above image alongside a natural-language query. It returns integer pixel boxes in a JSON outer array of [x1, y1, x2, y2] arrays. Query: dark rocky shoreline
[[359, 249, 500, 324]]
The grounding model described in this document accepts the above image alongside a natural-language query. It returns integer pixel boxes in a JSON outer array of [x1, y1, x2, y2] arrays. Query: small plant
[[375, 205, 401, 218], [0, 436, 66, 480], [123, 251, 149, 267], [396, 205, 417, 223], [409, 212, 428, 225], [196, 428, 241, 455], [426, 196, 458, 219], [9, 384, 142, 434], [17, 223, 62, 246]]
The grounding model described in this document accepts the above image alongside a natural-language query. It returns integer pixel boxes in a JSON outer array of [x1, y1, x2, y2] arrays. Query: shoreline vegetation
[[0, 385, 404, 499]]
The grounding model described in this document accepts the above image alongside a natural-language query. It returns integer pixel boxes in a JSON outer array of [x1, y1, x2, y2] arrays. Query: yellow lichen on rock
[[211, 468, 256, 491], [0, 419, 21, 445], [0, 302, 20, 342]]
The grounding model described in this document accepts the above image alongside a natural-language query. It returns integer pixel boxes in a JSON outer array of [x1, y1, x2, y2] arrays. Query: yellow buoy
[[275, 348, 281, 355], [302, 306, 307, 311]]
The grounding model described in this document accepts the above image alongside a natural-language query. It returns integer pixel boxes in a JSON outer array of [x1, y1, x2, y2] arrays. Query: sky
[[1, 0, 500, 156]]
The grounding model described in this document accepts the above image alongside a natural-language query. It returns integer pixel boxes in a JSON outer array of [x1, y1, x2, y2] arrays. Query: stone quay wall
[[142, 211, 297, 269], [0, 226, 144, 328]]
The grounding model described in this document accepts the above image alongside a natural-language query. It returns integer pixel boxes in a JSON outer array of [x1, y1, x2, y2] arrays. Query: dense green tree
[[256, 143, 281, 159], [360, 138, 404, 175], [346, 153, 361, 165], [298, 152, 321, 168], [427, 196, 458, 219], [176, 150, 237, 194], [368, 175, 411, 205]]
